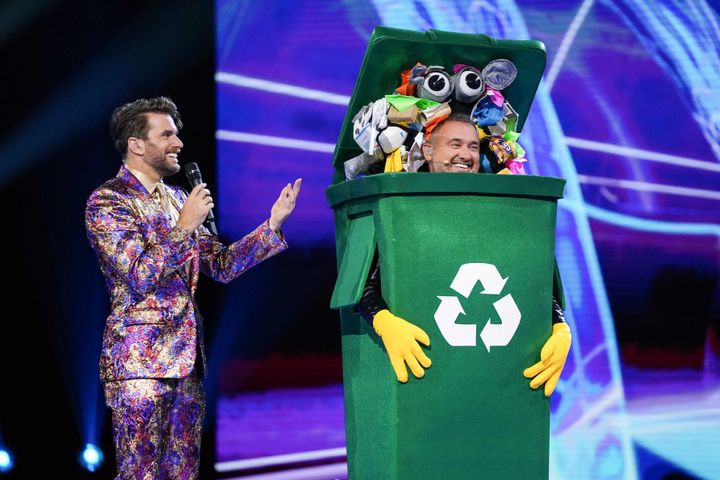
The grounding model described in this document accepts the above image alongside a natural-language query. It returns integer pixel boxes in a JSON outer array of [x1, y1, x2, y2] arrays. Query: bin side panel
[[340, 306, 398, 479]]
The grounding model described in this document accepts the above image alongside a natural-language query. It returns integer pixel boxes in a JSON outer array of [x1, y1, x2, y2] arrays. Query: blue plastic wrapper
[[471, 93, 504, 126]]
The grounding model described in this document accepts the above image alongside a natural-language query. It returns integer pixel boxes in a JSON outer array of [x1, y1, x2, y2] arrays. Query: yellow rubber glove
[[372, 309, 432, 383], [523, 322, 572, 397]]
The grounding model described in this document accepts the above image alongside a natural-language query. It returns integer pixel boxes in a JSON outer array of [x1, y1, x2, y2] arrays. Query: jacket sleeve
[[85, 188, 196, 296], [357, 253, 389, 325], [197, 220, 288, 284]]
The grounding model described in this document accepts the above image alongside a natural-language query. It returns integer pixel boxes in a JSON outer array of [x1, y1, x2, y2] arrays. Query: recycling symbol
[[434, 263, 521, 352]]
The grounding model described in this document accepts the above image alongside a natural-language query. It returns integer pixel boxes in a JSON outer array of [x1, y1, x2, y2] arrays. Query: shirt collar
[[125, 165, 164, 195]]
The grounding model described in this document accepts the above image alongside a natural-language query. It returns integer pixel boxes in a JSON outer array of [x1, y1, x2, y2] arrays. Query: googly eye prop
[[417, 65, 454, 103], [451, 59, 518, 103], [451, 65, 484, 103]]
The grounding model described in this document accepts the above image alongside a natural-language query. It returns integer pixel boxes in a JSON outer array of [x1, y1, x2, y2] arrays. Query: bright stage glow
[[0, 448, 13, 473], [215, 72, 351, 105], [80, 443, 103, 472]]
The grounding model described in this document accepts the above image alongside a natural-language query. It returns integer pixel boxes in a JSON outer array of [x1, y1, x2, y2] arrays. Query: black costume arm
[[357, 253, 387, 325], [551, 297, 566, 325]]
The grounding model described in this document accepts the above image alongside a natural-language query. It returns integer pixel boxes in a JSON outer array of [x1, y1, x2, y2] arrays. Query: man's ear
[[421, 142, 433, 160], [128, 137, 144, 156]]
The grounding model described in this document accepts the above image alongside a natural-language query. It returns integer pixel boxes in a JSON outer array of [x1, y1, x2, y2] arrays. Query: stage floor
[[216, 367, 720, 479]]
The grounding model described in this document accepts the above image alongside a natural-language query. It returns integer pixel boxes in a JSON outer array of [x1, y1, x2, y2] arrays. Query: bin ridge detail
[[434, 262, 521, 351]]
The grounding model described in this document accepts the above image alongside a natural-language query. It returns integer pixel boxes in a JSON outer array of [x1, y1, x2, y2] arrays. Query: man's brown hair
[[110, 96, 183, 157], [427, 112, 475, 142]]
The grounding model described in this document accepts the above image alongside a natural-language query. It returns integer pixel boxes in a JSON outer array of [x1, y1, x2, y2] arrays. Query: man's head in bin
[[421, 113, 480, 173]]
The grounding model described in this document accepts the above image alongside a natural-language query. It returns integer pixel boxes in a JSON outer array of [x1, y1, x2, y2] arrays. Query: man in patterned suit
[[85, 96, 301, 479]]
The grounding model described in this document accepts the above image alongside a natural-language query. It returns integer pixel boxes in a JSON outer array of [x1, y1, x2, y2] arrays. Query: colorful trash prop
[[346, 59, 529, 179]]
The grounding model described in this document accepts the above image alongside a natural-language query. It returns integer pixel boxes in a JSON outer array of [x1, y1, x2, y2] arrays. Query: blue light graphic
[[602, 0, 720, 162]]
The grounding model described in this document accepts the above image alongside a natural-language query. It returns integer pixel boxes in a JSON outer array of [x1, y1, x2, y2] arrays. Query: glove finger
[[404, 353, 426, 379], [411, 344, 432, 368], [389, 355, 409, 383], [543, 349, 569, 371], [529, 365, 556, 389], [544, 372, 560, 397], [412, 325, 431, 346], [540, 341, 556, 363], [523, 361, 544, 379]]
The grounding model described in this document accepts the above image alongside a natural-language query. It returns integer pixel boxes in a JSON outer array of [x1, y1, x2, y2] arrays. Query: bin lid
[[331, 26, 547, 183], [327, 172, 565, 209]]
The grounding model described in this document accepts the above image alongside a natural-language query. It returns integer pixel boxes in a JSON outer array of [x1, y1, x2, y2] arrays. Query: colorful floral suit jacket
[[85, 165, 287, 382]]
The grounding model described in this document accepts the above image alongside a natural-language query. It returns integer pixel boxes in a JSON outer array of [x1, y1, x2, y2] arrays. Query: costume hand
[[372, 309, 432, 383], [177, 183, 214, 232], [523, 322, 572, 397], [269, 178, 302, 233]]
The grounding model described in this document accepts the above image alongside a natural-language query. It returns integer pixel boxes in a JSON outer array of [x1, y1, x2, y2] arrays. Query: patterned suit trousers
[[104, 371, 205, 479]]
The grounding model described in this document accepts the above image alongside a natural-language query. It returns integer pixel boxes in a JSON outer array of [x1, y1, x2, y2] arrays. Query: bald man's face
[[421, 120, 480, 173]]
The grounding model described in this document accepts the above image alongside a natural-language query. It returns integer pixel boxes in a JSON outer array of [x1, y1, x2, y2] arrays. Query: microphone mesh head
[[185, 162, 202, 185], [185, 162, 199, 175]]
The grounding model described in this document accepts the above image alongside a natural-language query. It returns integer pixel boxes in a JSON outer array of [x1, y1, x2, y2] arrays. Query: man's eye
[[469, 145, 480, 152]]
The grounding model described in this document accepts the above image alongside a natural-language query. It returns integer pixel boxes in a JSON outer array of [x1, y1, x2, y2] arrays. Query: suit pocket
[[122, 308, 168, 325]]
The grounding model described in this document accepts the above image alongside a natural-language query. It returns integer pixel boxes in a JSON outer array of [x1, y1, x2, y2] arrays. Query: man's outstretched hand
[[373, 309, 432, 383], [269, 178, 302, 233]]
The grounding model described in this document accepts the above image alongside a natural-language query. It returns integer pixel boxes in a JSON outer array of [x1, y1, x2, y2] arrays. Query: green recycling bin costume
[[328, 27, 568, 480]]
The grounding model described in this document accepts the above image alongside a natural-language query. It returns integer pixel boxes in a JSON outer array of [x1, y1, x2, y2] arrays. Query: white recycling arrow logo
[[433, 263, 521, 352]]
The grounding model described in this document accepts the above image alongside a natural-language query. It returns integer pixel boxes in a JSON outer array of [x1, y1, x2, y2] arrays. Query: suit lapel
[[117, 165, 172, 231], [166, 184, 200, 292]]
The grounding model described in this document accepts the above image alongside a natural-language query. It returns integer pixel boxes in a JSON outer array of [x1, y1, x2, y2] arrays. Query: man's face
[[421, 120, 480, 173], [137, 113, 183, 177]]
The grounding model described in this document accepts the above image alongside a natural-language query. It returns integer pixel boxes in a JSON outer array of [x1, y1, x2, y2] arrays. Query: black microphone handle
[[201, 189, 217, 234], [204, 217, 218, 235], [202, 190, 217, 233], [184, 163, 218, 235]]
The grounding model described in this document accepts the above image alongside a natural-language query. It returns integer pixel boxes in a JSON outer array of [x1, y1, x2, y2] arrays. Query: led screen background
[[215, 1, 720, 479]]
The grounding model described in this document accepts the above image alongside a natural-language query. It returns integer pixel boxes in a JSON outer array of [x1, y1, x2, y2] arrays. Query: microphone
[[184, 162, 218, 235]]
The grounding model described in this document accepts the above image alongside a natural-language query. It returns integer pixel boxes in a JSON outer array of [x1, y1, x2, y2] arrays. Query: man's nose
[[173, 136, 184, 148]]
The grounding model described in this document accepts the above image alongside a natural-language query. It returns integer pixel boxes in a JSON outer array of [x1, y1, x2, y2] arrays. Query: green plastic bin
[[328, 173, 565, 479], [328, 27, 564, 479]]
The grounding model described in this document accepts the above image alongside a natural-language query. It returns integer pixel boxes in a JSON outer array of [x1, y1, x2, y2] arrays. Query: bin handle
[[426, 29, 495, 46]]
